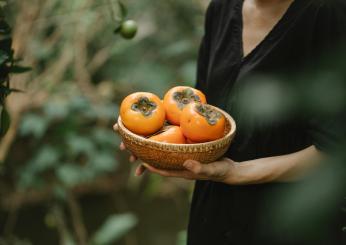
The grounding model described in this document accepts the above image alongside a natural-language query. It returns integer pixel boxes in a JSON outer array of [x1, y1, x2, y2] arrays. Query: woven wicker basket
[[117, 106, 236, 170]]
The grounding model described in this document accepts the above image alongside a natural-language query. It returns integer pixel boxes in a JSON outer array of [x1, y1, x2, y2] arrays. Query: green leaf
[[90, 151, 117, 172], [92, 213, 137, 245], [118, 1, 128, 19], [62, 230, 76, 245], [70, 96, 90, 112], [18, 169, 46, 190], [0, 107, 10, 137], [56, 164, 84, 187], [0, 49, 8, 64], [0, 85, 23, 97], [43, 100, 69, 119], [53, 185, 67, 201], [29, 146, 60, 172], [8, 88, 23, 93], [10, 65, 32, 74], [92, 127, 120, 147], [66, 134, 95, 156], [176, 230, 187, 245], [18, 170, 36, 189], [114, 22, 122, 34], [0, 20, 11, 35], [17, 145, 60, 190], [0, 85, 10, 97], [0, 1, 7, 8], [0, 37, 12, 53], [20, 113, 48, 138]]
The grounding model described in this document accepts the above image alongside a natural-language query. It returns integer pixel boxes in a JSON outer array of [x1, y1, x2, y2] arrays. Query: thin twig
[[51, 204, 74, 245], [3, 204, 18, 238], [67, 190, 88, 245]]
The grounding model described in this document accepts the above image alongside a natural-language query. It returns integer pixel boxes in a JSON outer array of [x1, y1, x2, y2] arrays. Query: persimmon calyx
[[195, 103, 222, 126], [131, 96, 157, 117], [173, 88, 201, 109]]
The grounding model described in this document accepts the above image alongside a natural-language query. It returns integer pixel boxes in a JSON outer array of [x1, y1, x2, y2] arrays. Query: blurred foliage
[[0, 0, 203, 244], [92, 213, 137, 244], [176, 230, 187, 245], [16, 92, 120, 190]]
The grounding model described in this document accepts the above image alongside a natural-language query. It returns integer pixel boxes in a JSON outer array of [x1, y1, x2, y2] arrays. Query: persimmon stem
[[131, 97, 157, 117], [173, 88, 201, 109], [195, 104, 222, 126]]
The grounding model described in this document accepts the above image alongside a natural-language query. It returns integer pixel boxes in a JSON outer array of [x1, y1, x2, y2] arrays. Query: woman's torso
[[188, 0, 346, 244]]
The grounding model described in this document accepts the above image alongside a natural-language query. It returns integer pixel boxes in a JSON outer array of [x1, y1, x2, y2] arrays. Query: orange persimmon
[[149, 126, 186, 144], [180, 103, 225, 143], [120, 92, 165, 136], [186, 138, 198, 144], [163, 86, 206, 125]]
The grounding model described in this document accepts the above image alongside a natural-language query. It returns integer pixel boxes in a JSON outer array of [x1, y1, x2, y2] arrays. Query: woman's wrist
[[212, 158, 247, 185], [222, 160, 268, 185], [222, 160, 248, 185]]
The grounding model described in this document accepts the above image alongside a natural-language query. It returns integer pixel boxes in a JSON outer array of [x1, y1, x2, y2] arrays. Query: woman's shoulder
[[312, 0, 346, 13], [206, 0, 240, 22], [309, 0, 346, 45], [316, 0, 346, 7], [313, 0, 346, 26]]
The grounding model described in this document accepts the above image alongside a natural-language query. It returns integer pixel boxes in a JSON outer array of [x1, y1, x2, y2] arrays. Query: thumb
[[183, 160, 203, 175]]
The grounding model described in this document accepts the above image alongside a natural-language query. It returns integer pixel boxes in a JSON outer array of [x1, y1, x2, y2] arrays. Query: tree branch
[[67, 191, 88, 245]]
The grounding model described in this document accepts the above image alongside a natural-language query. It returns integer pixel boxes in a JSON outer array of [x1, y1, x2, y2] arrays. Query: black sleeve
[[195, 1, 216, 92], [308, 0, 346, 153]]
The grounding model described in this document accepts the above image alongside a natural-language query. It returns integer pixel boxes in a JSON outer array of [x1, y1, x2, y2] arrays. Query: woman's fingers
[[142, 163, 196, 179], [183, 160, 218, 176], [129, 155, 137, 162], [113, 123, 119, 132], [114, 124, 140, 177], [183, 160, 204, 174], [135, 164, 147, 176], [119, 142, 126, 151], [142, 159, 233, 181], [116, 129, 138, 163]]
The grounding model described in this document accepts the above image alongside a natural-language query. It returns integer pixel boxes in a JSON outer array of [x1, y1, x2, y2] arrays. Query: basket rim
[[117, 105, 236, 148]]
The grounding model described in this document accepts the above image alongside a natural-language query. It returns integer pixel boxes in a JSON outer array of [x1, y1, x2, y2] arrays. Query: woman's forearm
[[225, 145, 325, 185]]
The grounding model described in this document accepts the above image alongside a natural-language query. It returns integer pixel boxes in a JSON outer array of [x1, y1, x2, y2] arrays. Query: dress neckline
[[239, 0, 298, 62]]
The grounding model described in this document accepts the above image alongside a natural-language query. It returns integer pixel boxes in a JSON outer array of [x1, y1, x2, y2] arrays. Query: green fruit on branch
[[120, 20, 138, 39]]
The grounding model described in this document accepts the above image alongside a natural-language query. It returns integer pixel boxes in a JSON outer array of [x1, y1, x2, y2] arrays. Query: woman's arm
[[142, 145, 325, 185], [114, 123, 325, 185], [224, 145, 324, 184]]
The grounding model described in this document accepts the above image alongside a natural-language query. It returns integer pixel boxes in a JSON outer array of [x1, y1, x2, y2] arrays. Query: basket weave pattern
[[117, 106, 236, 170]]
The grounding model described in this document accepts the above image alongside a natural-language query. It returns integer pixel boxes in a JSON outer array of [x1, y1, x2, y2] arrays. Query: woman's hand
[[113, 123, 147, 176], [143, 158, 237, 183]]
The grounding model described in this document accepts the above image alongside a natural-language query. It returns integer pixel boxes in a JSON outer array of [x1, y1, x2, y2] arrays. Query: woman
[[115, 0, 346, 244]]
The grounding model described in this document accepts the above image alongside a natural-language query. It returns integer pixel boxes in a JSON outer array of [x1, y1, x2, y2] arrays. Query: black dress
[[188, 0, 346, 244]]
